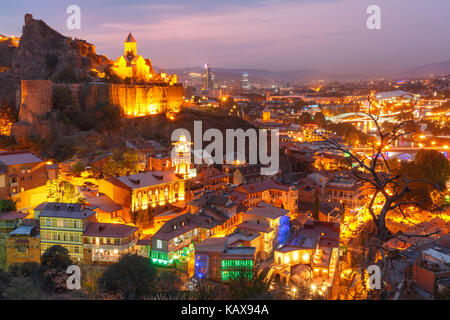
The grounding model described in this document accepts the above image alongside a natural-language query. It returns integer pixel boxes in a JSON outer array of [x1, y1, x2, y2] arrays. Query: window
[[156, 240, 162, 249]]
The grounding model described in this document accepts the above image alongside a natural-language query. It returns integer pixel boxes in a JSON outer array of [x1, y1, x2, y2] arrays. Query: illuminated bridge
[[327, 112, 400, 123], [352, 146, 450, 160]]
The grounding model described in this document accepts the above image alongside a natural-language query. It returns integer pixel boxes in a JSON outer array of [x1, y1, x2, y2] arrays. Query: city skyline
[[0, 0, 449, 75]]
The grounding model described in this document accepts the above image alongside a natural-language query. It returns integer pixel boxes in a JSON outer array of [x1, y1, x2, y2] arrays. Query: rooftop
[[245, 201, 289, 220], [82, 191, 122, 213], [0, 211, 27, 221], [84, 222, 138, 238], [9, 225, 35, 236], [0, 151, 44, 166], [237, 221, 273, 233], [35, 202, 96, 219], [285, 219, 340, 249], [111, 170, 184, 190], [153, 213, 221, 241]]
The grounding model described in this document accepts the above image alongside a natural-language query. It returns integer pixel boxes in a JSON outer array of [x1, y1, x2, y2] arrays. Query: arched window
[[174, 184, 178, 200], [148, 190, 152, 205], [137, 192, 142, 208]]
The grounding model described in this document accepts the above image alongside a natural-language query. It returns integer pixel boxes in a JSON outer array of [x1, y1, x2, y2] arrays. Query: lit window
[[156, 240, 162, 249]]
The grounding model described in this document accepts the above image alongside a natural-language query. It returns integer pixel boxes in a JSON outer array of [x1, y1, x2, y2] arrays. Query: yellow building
[[6, 225, 41, 267], [36, 202, 96, 262], [262, 106, 271, 122], [99, 170, 186, 223]]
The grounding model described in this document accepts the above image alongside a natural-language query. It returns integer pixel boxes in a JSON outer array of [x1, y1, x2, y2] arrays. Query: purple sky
[[1, 0, 449, 74]]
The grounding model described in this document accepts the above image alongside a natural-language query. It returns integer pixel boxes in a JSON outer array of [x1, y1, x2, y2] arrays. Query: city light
[[0, 2, 449, 305]]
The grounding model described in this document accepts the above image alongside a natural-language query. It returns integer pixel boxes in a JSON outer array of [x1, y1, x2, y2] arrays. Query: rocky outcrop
[[0, 14, 112, 105]]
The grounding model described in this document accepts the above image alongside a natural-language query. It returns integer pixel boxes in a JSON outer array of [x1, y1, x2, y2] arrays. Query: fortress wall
[[109, 84, 183, 116], [166, 85, 184, 112], [19, 80, 52, 123], [16, 80, 184, 127]]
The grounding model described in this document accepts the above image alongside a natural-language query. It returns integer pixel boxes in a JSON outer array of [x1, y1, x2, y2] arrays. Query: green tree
[[39, 245, 72, 293], [71, 161, 86, 176], [47, 180, 83, 203], [313, 112, 327, 128], [81, 266, 104, 299], [98, 254, 157, 299], [8, 262, 40, 278], [191, 279, 219, 300], [0, 269, 13, 299], [227, 266, 271, 300], [41, 245, 73, 270], [0, 199, 16, 212], [102, 147, 140, 177], [397, 149, 450, 202], [154, 270, 182, 295], [2, 276, 43, 300]]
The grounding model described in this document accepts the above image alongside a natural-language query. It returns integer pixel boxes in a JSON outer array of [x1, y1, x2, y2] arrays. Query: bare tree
[[319, 96, 444, 263]]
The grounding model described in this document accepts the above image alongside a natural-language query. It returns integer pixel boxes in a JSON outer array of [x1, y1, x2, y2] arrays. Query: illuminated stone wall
[[18, 80, 52, 123], [109, 84, 184, 116], [0, 118, 11, 135], [14, 80, 184, 127]]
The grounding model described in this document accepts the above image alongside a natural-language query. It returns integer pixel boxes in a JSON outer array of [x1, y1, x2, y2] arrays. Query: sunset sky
[[1, 0, 449, 75]]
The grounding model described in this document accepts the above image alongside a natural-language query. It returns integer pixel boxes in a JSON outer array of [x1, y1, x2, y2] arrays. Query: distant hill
[[160, 67, 368, 85], [394, 60, 450, 78]]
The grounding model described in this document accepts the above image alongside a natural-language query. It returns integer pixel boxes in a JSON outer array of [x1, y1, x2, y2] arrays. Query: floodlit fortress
[[109, 33, 183, 116], [15, 33, 183, 125]]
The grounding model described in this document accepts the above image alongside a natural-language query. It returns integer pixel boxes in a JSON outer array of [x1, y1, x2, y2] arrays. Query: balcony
[[92, 254, 122, 263], [84, 241, 136, 252], [169, 238, 193, 252]]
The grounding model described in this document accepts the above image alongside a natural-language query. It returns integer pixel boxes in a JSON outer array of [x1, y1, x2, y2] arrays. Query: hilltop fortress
[[1, 15, 184, 136], [15, 31, 183, 127]]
